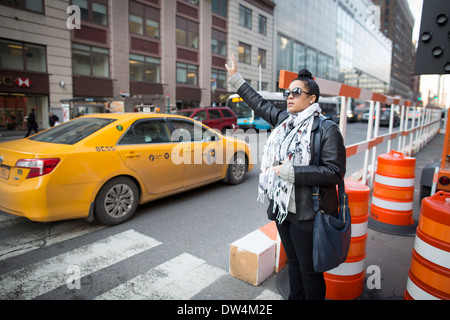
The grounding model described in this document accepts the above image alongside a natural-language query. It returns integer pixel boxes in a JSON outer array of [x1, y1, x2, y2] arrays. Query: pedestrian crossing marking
[[0, 217, 284, 300], [0, 220, 105, 261], [96, 253, 227, 300], [0, 229, 161, 300], [255, 289, 283, 300]]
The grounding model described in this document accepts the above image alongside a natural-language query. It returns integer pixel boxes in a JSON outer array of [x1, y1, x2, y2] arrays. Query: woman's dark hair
[[294, 69, 320, 103]]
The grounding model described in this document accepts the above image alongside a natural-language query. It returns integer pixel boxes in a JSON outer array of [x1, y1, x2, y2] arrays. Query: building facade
[[1, 0, 400, 132], [0, 0, 71, 130], [273, 0, 392, 94], [373, 0, 415, 99]]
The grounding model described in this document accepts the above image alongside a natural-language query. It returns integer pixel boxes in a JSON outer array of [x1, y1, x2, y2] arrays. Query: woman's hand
[[225, 53, 238, 77], [272, 161, 285, 177]]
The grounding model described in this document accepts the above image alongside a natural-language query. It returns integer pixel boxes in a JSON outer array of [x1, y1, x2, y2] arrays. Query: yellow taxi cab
[[0, 113, 253, 226]]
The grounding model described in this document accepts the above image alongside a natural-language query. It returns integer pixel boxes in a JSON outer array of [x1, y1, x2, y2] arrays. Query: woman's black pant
[[276, 219, 326, 300]]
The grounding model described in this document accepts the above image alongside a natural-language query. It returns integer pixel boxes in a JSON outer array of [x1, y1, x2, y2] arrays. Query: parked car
[[177, 107, 238, 134], [0, 113, 253, 226], [362, 107, 400, 127]]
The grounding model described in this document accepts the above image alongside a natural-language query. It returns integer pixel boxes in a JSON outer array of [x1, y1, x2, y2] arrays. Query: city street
[[0, 120, 438, 303]]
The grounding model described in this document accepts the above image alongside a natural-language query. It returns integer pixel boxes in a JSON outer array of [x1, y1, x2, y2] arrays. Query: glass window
[[25, 43, 46, 72], [239, 5, 252, 29], [129, 14, 144, 34], [182, 0, 198, 5], [72, 0, 89, 20], [277, 35, 292, 72], [306, 48, 317, 75], [92, 2, 107, 26], [0, 39, 24, 70], [221, 109, 233, 118], [258, 15, 267, 35], [211, 68, 226, 89], [72, 43, 109, 78], [92, 47, 109, 77], [238, 42, 251, 65], [129, 1, 160, 39], [258, 49, 266, 68], [293, 42, 306, 72], [176, 16, 198, 49], [120, 120, 171, 144], [211, 29, 227, 56], [212, 0, 227, 18], [170, 119, 218, 142], [193, 110, 207, 121], [176, 62, 198, 85], [0, 39, 47, 72], [25, 0, 43, 13], [130, 54, 160, 83], [208, 110, 221, 119], [30, 118, 116, 145], [72, 0, 108, 26], [0, 0, 44, 13]]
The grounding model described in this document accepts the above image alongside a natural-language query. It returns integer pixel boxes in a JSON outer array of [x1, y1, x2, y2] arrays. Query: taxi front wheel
[[227, 152, 247, 185], [95, 177, 139, 226]]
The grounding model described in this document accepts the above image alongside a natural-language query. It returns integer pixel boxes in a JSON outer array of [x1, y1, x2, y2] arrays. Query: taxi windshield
[[30, 117, 116, 145]]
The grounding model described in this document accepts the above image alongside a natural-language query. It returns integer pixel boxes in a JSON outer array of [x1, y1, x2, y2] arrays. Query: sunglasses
[[283, 87, 313, 100]]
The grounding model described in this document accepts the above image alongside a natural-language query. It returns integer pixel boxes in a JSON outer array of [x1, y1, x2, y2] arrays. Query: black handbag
[[312, 116, 351, 273]]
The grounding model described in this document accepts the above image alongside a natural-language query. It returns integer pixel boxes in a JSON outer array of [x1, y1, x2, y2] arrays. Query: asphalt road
[[0, 120, 437, 303]]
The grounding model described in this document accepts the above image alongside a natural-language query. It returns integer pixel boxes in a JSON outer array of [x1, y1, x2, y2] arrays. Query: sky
[[407, 0, 424, 42], [406, 0, 448, 105]]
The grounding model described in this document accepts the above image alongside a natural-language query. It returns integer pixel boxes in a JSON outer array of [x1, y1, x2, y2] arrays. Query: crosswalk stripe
[[0, 229, 161, 300], [255, 289, 283, 300], [96, 253, 227, 300], [0, 221, 105, 261]]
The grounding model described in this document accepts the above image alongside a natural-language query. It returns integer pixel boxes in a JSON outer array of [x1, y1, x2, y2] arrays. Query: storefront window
[[0, 39, 47, 73]]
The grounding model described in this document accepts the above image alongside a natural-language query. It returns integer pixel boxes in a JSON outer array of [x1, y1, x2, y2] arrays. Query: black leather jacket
[[237, 82, 347, 222]]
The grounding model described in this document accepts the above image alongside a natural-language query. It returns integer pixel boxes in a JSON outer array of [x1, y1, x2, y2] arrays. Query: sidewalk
[[276, 130, 445, 300], [0, 130, 28, 141]]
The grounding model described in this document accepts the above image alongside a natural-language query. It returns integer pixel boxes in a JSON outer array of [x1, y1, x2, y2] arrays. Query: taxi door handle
[[125, 152, 141, 158]]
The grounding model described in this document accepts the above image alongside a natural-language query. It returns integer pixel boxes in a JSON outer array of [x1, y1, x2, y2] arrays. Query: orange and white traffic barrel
[[325, 180, 370, 300], [370, 150, 416, 227], [404, 191, 450, 300]]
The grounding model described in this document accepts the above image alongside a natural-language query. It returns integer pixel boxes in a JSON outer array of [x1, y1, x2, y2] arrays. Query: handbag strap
[[312, 115, 345, 213]]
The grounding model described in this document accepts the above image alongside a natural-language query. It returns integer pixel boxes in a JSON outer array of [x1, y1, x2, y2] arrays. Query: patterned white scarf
[[257, 103, 322, 224]]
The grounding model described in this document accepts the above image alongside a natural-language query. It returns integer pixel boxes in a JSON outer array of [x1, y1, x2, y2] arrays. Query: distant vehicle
[[362, 106, 400, 127], [177, 107, 238, 134], [0, 113, 253, 226], [319, 96, 341, 123], [226, 91, 286, 130]]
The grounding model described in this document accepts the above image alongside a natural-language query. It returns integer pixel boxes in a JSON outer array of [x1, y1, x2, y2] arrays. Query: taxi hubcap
[[104, 184, 135, 218], [232, 157, 245, 181]]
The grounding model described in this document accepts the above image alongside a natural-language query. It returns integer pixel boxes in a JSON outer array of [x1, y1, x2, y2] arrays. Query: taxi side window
[[170, 119, 219, 142], [118, 120, 171, 145]]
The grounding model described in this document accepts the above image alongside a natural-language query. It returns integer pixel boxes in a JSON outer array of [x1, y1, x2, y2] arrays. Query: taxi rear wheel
[[95, 177, 139, 226], [227, 152, 247, 185]]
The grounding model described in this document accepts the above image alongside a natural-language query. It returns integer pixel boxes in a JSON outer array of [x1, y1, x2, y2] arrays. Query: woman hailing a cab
[[225, 54, 346, 300]]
